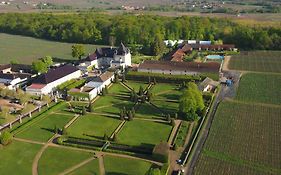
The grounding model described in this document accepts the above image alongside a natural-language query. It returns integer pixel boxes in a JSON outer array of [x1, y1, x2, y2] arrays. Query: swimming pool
[[206, 55, 224, 60]]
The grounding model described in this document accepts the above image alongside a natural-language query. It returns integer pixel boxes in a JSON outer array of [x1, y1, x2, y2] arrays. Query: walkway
[[110, 120, 126, 139], [14, 137, 45, 145], [167, 120, 182, 145]]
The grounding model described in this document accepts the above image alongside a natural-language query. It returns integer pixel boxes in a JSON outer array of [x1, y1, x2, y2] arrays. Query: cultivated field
[[236, 73, 281, 105], [229, 51, 281, 73], [194, 101, 281, 175], [0, 33, 99, 64]]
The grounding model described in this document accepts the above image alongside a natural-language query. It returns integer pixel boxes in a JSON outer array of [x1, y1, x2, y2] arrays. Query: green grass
[[135, 103, 163, 119], [104, 155, 153, 175], [0, 141, 42, 175], [68, 159, 100, 175], [174, 121, 190, 147], [0, 33, 101, 64], [38, 146, 93, 175], [94, 95, 129, 108], [95, 101, 135, 115], [151, 83, 178, 95], [108, 83, 130, 95], [199, 101, 281, 172], [67, 114, 121, 139], [229, 51, 281, 73], [118, 119, 172, 147], [152, 100, 179, 114], [125, 81, 149, 91], [16, 113, 74, 142], [236, 73, 281, 105]]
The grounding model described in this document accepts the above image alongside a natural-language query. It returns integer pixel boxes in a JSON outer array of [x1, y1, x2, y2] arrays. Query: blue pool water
[[206, 55, 224, 59]]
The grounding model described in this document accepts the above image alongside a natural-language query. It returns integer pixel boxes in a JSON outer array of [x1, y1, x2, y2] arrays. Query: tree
[[104, 85, 109, 94], [82, 106, 86, 115], [147, 90, 153, 102], [148, 76, 151, 84], [127, 110, 133, 121], [88, 103, 93, 112], [0, 131, 13, 146], [41, 56, 53, 67], [120, 110, 125, 120], [32, 60, 48, 73], [122, 74, 126, 82], [179, 82, 205, 121], [153, 78, 157, 84], [171, 118, 175, 126], [1, 106, 10, 118], [151, 35, 165, 56], [166, 114, 171, 122], [54, 125, 59, 134], [147, 168, 161, 175], [72, 44, 85, 60], [42, 95, 51, 104], [138, 86, 144, 96], [103, 133, 109, 141]]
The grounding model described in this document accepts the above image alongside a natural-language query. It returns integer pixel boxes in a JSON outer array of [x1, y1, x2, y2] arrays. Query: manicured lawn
[[0, 141, 42, 175], [152, 100, 179, 115], [118, 120, 172, 147], [135, 103, 163, 119], [108, 83, 130, 95], [67, 114, 121, 139], [104, 155, 153, 175], [94, 95, 129, 108], [68, 159, 100, 175], [236, 73, 281, 105], [16, 113, 74, 142], [95, 101, 135, 115], [125, 81, 149, 91], [38, 146, 93, 175], [0, 33, 101, 64], [151, 83, 178, 95]]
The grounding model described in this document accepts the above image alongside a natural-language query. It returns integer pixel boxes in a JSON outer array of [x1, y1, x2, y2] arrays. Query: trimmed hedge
[[127, 71, 219, 83]]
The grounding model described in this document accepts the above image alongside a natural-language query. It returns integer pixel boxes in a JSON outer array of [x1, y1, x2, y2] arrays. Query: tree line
[[0, 13, 280, 52]]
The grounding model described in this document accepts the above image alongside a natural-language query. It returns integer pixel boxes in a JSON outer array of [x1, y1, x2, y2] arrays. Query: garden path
[[167, 120, 182, 146]]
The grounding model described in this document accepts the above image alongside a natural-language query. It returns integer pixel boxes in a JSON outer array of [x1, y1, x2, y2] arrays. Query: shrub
[[103, 133, 109, 141], [0, 131, 13, 146]]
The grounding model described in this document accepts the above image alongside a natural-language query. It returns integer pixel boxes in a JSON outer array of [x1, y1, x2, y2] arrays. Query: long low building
[[138, 60, 221, 75], [26, 65, 81, 95], [69, 71, 114, 100]]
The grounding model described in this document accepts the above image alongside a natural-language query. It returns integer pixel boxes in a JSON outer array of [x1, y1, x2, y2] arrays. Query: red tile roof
[[28, 84, 46, 89]]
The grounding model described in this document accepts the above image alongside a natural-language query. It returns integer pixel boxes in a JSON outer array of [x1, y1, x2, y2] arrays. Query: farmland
[[229, 51, 281, 73], [0, 33, 99, 64], [194, 101, 281, 175], [236, 73, 281, 105]]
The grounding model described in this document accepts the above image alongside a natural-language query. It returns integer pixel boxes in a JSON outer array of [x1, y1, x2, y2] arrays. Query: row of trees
[[0, 13, 279, 52], [31, 56, 53, 73]]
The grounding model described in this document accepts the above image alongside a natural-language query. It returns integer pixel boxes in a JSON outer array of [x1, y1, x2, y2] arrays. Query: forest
[[0, 13, 280, 52]]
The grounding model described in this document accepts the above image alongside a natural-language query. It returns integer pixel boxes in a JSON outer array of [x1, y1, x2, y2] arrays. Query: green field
[[194, 101, 281, 175], [104, 155, 153, 175], [0, 141, 42, 175], [135, 103, 164, 119], [67, 114, 121, 139], [0, 33, 100, 64], [38, 146, 93, 175], [236, 73, 281, 105], [16, 113, 74, 142], [125, 81, 149, 91], [108, 83, 130, 95], [68, 159, 100, 175], [118, 119, 172, 147], [229, 51, 281, 73], [194, 154, 274, 175]]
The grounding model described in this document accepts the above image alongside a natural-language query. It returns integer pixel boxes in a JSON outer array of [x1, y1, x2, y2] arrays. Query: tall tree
[[72, 44, 85, 60], [179, 82, 205, 121]]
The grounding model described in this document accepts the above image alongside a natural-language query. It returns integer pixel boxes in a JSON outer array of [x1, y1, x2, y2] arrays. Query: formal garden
[[0, 72, 215, 175]]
